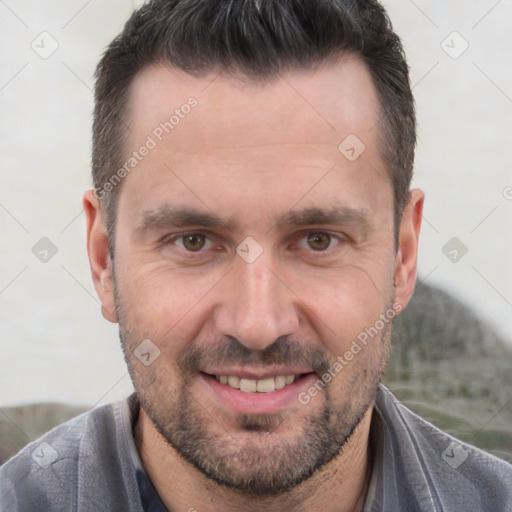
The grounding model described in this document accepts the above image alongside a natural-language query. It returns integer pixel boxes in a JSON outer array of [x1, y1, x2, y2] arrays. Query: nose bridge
[[215, 252, 298, 351]]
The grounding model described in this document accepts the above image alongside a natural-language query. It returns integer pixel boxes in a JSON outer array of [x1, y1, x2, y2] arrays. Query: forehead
[[126, 56, 381, 153], [118, 56, 389, 231]]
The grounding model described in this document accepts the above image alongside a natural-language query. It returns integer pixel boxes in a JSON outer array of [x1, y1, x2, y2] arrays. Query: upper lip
[[201, 367, 313, 380]]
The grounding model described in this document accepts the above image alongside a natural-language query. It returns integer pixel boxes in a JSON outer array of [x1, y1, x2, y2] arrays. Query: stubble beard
[[114, 275, 393, 496]]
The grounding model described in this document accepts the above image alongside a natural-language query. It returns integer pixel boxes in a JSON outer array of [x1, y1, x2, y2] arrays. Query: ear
[[394, 188, 424, 310], [83, 189, 118, 323]]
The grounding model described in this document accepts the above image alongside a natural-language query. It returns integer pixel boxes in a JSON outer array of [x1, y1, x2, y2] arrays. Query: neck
[[135, 406, 374, 512]]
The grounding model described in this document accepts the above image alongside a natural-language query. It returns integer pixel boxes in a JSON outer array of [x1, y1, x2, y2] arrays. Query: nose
[[213, 252, 300, 352]]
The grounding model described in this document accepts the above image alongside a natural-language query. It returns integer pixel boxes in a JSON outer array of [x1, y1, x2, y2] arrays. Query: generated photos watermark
[[94, 97, 198, 200], [298, 302, 403, 405]]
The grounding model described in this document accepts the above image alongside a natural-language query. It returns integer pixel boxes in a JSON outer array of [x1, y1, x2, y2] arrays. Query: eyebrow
[[136, 204, 371, 233]]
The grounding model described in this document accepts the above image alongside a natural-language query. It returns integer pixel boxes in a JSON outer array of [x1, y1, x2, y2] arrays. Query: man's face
[[107, 56, 405, 494]]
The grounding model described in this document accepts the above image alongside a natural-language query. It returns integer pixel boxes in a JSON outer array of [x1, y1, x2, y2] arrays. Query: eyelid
[[161, 230, 346, 253], [294, 231, 343, 251], [163, 231, 218, 252]]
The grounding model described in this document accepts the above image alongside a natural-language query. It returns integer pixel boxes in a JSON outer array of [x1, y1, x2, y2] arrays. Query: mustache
[[177, 335, 332, 376]]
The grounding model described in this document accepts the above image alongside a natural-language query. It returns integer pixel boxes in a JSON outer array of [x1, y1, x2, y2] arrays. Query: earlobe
[[393, 189, 424, 310], [83, 190, 118, 323]]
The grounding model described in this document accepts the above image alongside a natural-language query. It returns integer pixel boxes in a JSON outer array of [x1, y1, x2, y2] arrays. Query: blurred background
[[0, 0, 511, 448]]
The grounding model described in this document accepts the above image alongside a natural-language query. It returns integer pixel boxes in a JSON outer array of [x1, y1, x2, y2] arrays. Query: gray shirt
[[1, 384, 511, 511]]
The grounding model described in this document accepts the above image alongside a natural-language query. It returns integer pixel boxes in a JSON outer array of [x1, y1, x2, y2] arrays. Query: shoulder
[[0, 398, 141, 512], [374, 384, 512, 511]]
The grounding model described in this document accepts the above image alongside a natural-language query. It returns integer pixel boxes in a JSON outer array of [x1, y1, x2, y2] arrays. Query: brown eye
[[306, 232, 332, 251], [182, 234, 206, 251]]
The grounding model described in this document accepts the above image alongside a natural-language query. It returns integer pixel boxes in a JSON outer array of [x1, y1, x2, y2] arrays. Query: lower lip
[[198, 373, 318, 415]]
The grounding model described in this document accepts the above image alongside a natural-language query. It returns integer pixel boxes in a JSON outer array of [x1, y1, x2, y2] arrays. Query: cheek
[[295, 258, 395, 356], [115, 260, 222, 354], [115, 234, 395, 361]]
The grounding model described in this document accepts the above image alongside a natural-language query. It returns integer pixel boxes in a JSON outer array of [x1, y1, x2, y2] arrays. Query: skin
[[84, 55, 423, 512]]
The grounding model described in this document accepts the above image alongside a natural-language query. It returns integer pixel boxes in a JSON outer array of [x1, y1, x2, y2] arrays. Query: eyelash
[[164, 231, 344, 254]]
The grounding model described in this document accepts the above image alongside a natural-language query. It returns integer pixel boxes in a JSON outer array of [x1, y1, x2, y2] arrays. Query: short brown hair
[[92, 0, 415, 247]]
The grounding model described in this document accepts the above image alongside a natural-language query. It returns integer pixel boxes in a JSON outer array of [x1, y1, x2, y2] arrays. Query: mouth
[[198, 371, 316, 415], [208, 373, 306, 393]]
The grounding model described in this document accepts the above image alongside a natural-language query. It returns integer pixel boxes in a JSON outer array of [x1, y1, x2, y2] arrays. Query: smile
[[213, 374, 302, 393], [199, 370, 317, 414]]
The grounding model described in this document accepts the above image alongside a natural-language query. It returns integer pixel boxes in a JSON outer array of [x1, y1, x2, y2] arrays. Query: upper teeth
[[215, 375, 298, 393]]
